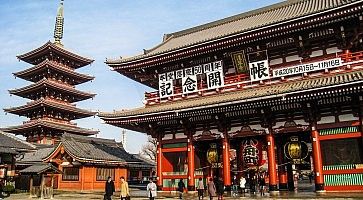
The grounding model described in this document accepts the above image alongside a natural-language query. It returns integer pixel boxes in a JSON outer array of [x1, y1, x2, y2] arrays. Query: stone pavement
[[4, 190, 363, 200]]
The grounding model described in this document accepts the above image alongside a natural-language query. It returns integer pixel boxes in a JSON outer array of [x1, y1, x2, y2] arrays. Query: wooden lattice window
[[96, 168, 115, 181], [62, 167, 79, 181]]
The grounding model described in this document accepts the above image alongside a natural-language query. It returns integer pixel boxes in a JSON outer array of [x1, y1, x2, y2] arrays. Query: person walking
[[231, 175, 238, 197], [104, 176, 115, 200], [207, 178, 216, 200], [258, 176, 266, 196], [197, 177, 205, 200], [250, 176, 256, 194], [177, 178, 185, 199], [146, 178, 157, 200], [216, 177, 224, 200], [239, 176, 246, 196], [119, 176, 130, 200]]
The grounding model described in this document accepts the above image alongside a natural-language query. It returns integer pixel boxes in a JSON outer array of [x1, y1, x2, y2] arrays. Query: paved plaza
[[4, 189, 363, 200]]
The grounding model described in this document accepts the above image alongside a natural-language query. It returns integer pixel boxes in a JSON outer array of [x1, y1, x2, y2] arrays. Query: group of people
[[104, 176, 130, 200], [104, 174, 267, 200], [104, 176, 157, 200]]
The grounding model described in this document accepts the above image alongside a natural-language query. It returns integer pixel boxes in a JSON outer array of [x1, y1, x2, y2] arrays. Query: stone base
[[187, 186, 195, 191], [269, 184, 278, 192], [279, 183, 288, 190], [315, 183, 325, 192]]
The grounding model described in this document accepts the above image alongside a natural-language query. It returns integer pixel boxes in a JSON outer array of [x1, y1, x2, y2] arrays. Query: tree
[[141, 136, 157, 161]]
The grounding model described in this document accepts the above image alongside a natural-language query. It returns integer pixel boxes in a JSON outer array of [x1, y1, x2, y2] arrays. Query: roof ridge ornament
[[54, 0, 64, 47]]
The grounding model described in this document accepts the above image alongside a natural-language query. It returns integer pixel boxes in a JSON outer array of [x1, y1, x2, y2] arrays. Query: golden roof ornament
[[54, 0, 64, 46]]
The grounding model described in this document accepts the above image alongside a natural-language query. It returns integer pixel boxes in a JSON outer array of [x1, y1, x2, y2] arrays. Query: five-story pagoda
[[1, 0, 98, 145]]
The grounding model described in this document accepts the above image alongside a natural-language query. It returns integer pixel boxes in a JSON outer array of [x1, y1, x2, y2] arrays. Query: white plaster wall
[[285, 55, 301, 62], [310, 50, 323, 57], [163, 134, 173, 140], [339, 114, 358, 122], [294, 119, 309, 126], [317, 116, 335, 124], [270, 58, 283, 65], [175, 133, 187, 139], [326, 47, 342, 54]]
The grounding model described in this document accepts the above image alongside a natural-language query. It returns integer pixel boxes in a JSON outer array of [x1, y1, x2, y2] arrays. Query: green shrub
[[3, 184, 15, 193]]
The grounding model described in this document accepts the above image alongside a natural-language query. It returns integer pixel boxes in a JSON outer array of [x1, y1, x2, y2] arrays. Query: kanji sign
[[158, 60, 225, 98], [206, 70, 224, 90], [182, 75, 198, 94], [231, 51, 248, 74], [159, 80, 174, 98], [249, 60, 270, 82]]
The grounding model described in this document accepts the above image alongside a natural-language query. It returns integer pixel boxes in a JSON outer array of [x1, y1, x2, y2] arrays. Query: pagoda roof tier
[[9, 79, 95, 102], [1, 119, 98, 136], [13, 59, 94, 85], [106, 0, 361, 66], [4, 98, 96, 119], [17, 41, 94, 69], [99, 69, 363, 121]]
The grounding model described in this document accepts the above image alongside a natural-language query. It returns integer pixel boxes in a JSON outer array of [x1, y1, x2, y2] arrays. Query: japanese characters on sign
[[159, 80, 174, 98], [182, 75, 198, 94], [272, 58, 342, 78], [158, 61, 224, 98], [231, 50, 248, 74], [248, 60, 270, 82]]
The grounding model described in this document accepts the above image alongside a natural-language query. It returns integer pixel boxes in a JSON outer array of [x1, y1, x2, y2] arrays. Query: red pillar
[[266, 133, 278, 192], [222, 131, 231, 190], [156, 136, 163, 190], [311, 128, 324, 191], [277, 140, 288, 190], [187, 137, 195, 190]]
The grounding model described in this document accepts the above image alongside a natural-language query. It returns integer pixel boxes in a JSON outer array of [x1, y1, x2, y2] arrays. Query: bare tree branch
[[141, 136, 157, 161]]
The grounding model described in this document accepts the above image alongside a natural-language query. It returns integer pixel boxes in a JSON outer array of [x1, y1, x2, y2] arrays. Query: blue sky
[[0, 0, 281, 153]]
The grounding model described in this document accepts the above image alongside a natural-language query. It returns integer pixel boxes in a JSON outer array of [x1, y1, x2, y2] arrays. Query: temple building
[[100, 0, 363, 193], [1, 0, 98, 145]]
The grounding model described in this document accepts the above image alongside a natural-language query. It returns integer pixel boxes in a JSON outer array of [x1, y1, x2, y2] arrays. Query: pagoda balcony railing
[[24, 118, 77, 126], [144, 51, 363, 106]]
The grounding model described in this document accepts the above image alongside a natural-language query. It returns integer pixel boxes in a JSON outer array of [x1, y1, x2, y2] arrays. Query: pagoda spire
[[54, 0, 64, 46]]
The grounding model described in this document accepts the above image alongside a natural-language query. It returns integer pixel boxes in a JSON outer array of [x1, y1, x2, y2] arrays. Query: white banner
[[206, 70, 224, 90], [249, 60, 270, 82], [182, 75, 198, 94], [158, 60, 225, 97], [159, 80, 174, 98], [272, 58, 342, 78]]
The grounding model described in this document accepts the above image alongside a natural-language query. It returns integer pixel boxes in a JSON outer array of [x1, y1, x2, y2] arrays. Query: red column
[[156, 136, 163, 190], [266, 133, 278, 192], [187, 137, 195, 190], [277, 141, 288, 190], [311, 128, 324, 191], [222, 132, 231, 190]]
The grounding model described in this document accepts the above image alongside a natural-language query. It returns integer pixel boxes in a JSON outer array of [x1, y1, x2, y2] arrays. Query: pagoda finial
[[54, 0, 64, 46]]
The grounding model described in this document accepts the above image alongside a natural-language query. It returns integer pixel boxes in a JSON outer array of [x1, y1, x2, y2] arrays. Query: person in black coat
[[215, 177, 224, 200], [104, 176, 115, 200], [178, 178, 186, 199]]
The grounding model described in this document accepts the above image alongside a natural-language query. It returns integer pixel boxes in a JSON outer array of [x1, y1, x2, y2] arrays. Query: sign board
[[249, 60, 270, 82], [159, 80, 174, 98], [272, 58, 342, 78], [231, 51, 248, 73], [248, 58, 343, 82], [182, 75, 198, 94], [158, 61, 224, 98]]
